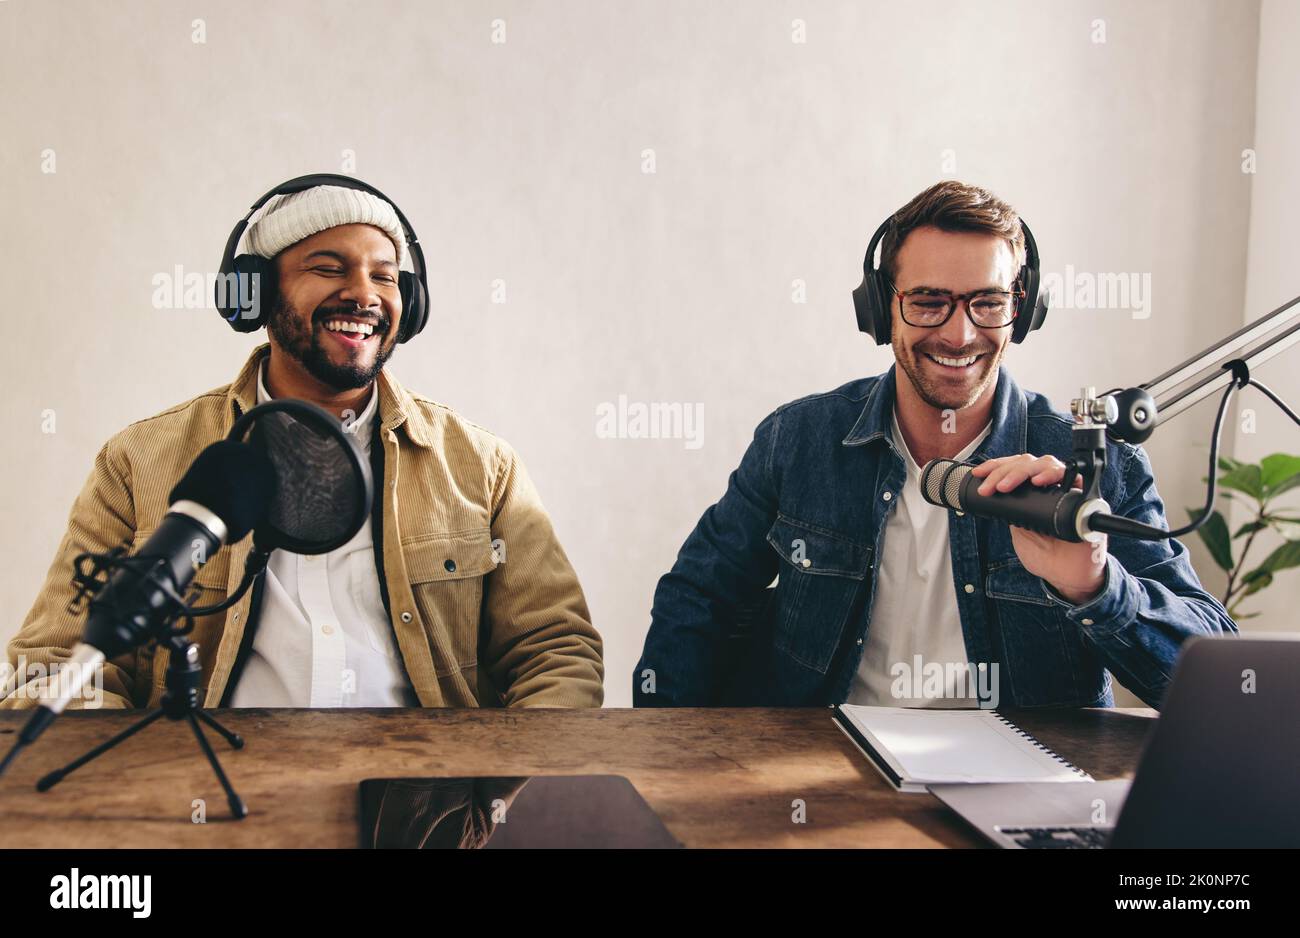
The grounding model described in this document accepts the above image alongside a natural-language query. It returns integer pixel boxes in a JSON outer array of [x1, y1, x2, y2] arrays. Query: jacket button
[[800, 558, 811, 568], [444, 559, 457, 573], [1081, 617, 1095, 626], [400, 611, 413, 623], [964, 583, 975, 594], [882, 491, 892, 501]]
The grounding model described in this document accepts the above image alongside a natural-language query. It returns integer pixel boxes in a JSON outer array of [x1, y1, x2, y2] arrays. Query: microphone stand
[[31, 546, 272, 820], [1057, 294, 1300, 542]]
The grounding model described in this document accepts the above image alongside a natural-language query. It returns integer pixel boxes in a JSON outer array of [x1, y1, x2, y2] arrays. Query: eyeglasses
[[890, 280, 1024, 329]]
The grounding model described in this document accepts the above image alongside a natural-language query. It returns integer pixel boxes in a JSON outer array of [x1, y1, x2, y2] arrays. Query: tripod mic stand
[[26, 546, 273, 820], [36, 634, 248, 819]]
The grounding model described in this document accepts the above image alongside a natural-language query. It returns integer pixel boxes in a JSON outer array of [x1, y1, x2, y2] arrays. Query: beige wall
[[1, 0, 1282, 707], [1227, 0, 1300, 634]]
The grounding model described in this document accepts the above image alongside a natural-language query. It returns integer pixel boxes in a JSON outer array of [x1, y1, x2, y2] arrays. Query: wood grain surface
[[0, 706, 1157, 848]]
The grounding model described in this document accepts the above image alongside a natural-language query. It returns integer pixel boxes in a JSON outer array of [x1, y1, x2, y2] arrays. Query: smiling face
[[266, 223, 403, 391], [889, 225, 1018, 411]]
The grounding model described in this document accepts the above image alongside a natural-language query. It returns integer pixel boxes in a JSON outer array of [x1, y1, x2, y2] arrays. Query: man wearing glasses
[[634, 180, 1234, 711]]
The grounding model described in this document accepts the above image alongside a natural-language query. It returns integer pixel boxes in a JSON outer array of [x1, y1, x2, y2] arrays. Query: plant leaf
[[1234, 520, 1268, 538], [1268, 474, 1300, 500], [1260, 454, 1300, 495], [1217, 456, 1245, 473], [1239, 540, 1300, 590], [1217, 464, 1264, 500], [1188, 507, 1234, 571], [1240, 573, 1272, 597]]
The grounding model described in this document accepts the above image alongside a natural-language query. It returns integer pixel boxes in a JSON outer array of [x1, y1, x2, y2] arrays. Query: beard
[[892, 327, 1003, 411], [266, 294, 398, 391]]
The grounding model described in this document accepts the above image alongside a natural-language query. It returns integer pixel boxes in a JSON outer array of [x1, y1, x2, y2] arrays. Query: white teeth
[[323, 320, 374, 336], [929, 353, 979, 367]]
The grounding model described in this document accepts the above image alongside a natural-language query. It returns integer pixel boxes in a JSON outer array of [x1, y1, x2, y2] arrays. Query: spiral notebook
[[833, 705, 1093, 793]]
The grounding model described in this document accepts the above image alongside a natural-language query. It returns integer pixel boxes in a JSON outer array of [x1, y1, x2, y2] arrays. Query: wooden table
[[0, 707, 1156, 848]]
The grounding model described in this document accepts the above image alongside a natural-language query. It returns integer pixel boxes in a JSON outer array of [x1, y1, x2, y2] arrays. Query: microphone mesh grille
[[921, 457, 972, 509], [942, 463, 970, 508]]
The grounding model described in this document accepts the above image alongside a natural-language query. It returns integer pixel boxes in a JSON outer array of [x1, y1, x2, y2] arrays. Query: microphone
[[919, 457, 1110, 543], [6, 441, 275, 749]]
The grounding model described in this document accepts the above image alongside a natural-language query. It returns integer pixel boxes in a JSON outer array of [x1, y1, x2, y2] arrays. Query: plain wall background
[[2, 0, 1291, 708], [1228, 0, 1300, 632]]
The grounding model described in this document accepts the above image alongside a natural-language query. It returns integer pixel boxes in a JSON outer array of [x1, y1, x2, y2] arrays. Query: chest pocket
[[765, 514, 872, 674], [984, 556, 1105, 706], [402, 530, 498, 674], [985, 556, 1055, 607]]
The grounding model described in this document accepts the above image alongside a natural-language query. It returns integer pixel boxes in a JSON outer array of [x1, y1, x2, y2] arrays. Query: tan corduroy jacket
[[2, 344, 603, 710]]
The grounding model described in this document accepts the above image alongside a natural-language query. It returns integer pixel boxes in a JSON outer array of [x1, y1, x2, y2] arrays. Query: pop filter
[[226, 398, 374, 555]]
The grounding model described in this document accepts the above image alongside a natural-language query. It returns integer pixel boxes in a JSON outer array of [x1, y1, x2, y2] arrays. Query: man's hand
[[969, 454, 1107, 605]]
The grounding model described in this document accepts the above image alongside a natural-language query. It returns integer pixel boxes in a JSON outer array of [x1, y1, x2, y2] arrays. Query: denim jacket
[[634, 365, 1237, 710]]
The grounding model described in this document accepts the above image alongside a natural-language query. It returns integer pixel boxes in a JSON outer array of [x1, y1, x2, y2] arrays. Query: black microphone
[[918, 457, 1111, 543], [9, 441, 275, 746]]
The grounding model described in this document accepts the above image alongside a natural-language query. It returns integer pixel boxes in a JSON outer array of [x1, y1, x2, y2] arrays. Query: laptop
[[358, 774, 681, 848], [929, 634, 1300, 848]]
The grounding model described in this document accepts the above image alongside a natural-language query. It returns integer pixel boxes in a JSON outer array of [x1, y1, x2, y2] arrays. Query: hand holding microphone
[[921, 453, 1109, 606], [968, 454, 1108, 605]]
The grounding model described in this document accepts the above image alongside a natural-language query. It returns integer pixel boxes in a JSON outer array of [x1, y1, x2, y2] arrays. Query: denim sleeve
[[1039, 443, 1238, 708], [633, 411, 782, 706]]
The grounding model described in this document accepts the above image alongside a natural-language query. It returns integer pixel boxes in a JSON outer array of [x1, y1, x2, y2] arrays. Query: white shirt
[[847, 407, 992, 707], [230, 364, 418, 708]]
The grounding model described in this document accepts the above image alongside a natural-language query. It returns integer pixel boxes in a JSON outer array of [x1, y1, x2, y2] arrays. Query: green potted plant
[[1187, 454, 1300, 620]]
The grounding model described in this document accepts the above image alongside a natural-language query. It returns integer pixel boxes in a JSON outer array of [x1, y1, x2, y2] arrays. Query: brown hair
[[878, 180, 1025, 282]]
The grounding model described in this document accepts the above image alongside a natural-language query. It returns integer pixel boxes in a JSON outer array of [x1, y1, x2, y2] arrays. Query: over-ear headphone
[[852, 215, 1049, 346], [215, 173, 430, 344]]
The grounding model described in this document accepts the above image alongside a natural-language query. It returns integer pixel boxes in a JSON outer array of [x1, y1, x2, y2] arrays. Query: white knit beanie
[[245, 185, 410, 269]]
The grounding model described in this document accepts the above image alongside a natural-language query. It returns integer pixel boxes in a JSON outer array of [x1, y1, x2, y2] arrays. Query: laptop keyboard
[[997, 826, 1113, 849]]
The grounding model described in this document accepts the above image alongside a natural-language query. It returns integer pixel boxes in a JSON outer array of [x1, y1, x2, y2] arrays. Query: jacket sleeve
[[1040, 442, 1238, 708], [1, 441, 140, 710], [634, 411, 782, 707], [480, 441, 604, 708]]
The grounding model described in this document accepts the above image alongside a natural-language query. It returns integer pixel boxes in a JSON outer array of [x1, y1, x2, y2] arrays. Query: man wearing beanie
[[2, 180, 604, 711]]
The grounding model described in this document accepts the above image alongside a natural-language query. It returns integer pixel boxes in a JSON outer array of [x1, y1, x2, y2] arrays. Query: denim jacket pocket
[[765, 514, 871, 674], [985, 556, 1055, 607], [985, 556, 1105, 706]]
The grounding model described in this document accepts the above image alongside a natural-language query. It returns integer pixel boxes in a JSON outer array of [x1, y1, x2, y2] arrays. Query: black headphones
[[852, 215, 1049, 345], [215, 173, 430, 344]]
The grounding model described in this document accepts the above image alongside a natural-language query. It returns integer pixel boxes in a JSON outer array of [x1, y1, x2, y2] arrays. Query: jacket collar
[[841, 363, 1028, 461], [225, 343, 433, 449]]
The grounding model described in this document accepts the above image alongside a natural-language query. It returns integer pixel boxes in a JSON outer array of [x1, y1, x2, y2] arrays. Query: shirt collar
[[225, 343, 434, 449], [255, 359, 379, 441], [252, 355, 377, 426], [842, 363, 1027, 462]]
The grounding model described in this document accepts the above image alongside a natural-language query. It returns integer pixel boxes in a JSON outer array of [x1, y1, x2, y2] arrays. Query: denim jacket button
[[964, 583, 975, 594], [800, 558, 811, 568], [882, 491, 892, 501], [1082, 617, 1095, 626]]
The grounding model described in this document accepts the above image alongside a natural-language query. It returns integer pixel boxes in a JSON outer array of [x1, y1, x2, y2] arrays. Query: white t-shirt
[[847, 407, 992, 707], [230, 364, 418, 708]]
